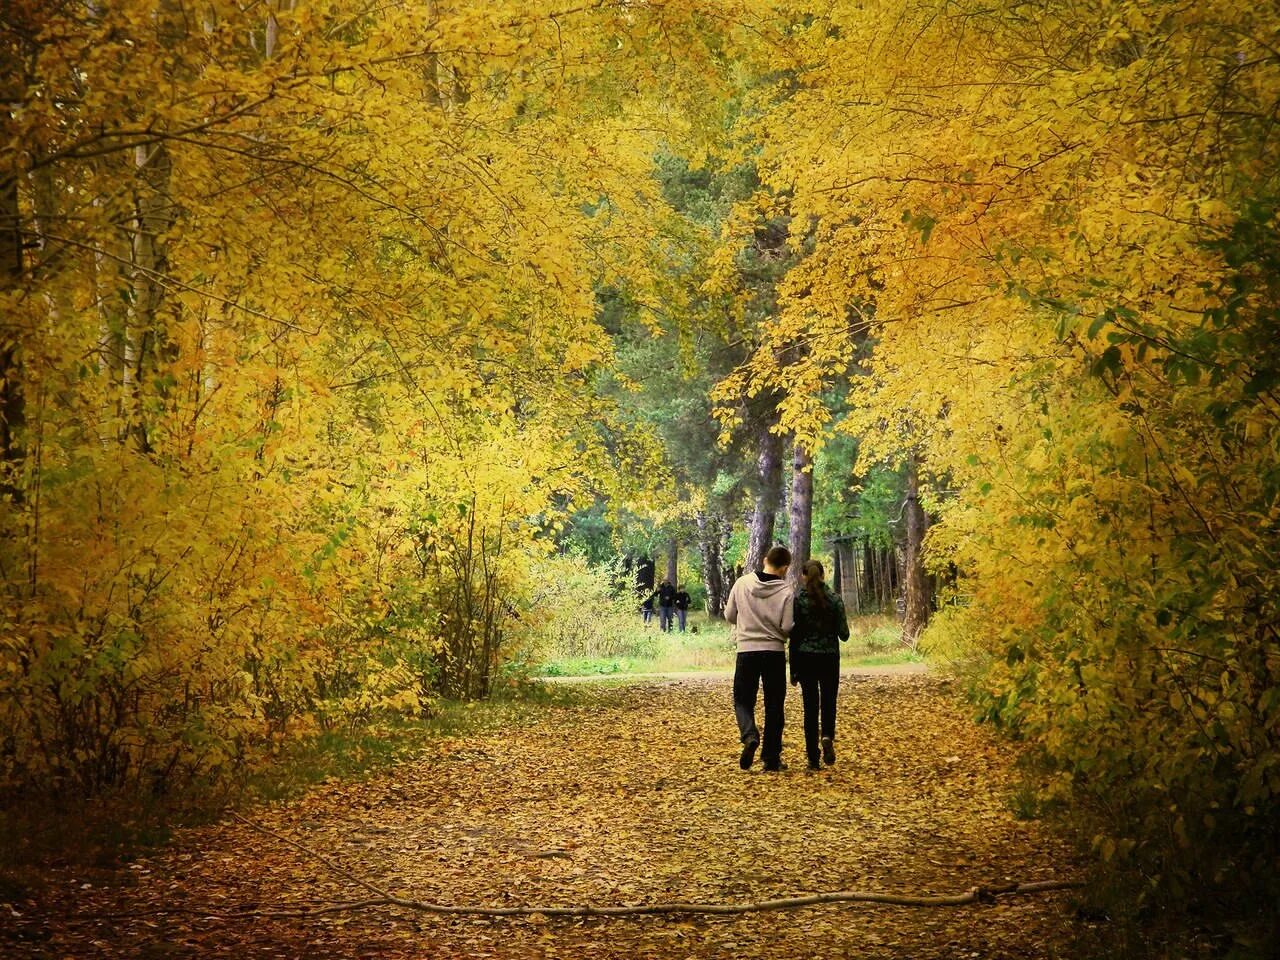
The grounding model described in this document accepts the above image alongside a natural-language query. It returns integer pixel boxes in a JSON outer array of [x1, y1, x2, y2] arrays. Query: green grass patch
[[534, 612, 923, 677], [535, 611, 737, 676], [843, 649, 925, 667], [540, 656, 647, 676]]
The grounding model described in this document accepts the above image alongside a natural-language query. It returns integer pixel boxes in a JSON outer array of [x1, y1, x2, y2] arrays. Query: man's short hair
[[764, 545, 791, 569]]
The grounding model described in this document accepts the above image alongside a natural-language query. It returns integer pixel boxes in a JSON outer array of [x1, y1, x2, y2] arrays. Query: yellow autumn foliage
[[718, 0, 1280, 888], [0, 0, 728, 794], [5, 0, 1279, 912]]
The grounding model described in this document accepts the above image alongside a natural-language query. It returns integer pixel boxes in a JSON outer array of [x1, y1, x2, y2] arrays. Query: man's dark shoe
[[762, 760, 787, 772], [806, 759, 821, 772], [821, 736, 836, 766], [739, 736, 759, 770]]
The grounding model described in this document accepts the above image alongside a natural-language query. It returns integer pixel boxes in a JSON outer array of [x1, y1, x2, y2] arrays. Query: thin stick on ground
[[201, 813, 1082, 921]]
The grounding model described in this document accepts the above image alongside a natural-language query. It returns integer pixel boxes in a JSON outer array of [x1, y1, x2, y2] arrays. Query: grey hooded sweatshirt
[[724, 572, 795, 653]]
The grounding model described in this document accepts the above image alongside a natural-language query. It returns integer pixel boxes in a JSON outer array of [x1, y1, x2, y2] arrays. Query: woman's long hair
[[800, 559, 830, 610]]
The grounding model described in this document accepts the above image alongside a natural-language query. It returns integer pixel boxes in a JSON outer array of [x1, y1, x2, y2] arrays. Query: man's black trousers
[[733, 650, 786, 765]]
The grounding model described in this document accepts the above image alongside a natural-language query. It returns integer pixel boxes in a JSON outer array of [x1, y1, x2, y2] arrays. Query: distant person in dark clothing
[[640, 592, 655, 625], [726, 546, 794, 772], [674, 584, 691, 632], [789, 559, 849, 771], [657, 579, 677, 633]]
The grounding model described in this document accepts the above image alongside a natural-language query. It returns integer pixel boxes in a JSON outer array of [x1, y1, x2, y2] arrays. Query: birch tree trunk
[[902, 454, 932, 645], [788, 441, 812, 578]]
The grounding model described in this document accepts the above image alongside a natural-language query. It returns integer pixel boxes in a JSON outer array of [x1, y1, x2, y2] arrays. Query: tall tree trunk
[[788, 440, 812, 578], [127, 144, 173, 453], [126, 0, 185, 453], [719, 522, 737, 603], [422, 0, 443, 107], [902, 453, 932, 645], [697, 513, 726, 617], [862, 541, 875, 609], [836, 539, 858, 612], [0, 165, 24, 498], [0, 35, 26, 497], [665, 537, 678, 587], [745, 420, 783, 572]]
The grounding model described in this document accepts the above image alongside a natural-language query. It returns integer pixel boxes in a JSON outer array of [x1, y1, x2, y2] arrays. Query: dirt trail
[[9, 674, 1086, 958]]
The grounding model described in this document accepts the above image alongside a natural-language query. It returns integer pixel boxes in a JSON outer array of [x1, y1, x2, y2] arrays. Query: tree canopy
[[3, 0, 1277, 941]]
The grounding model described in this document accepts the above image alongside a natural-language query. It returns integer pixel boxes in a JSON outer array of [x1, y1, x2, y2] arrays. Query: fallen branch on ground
[[199, 813, 1081, 920]]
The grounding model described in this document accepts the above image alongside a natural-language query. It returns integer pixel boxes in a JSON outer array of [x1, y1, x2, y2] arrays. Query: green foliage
[[534, 603, 736, 676], [846, 615, 910, 655], [813, 433, 905, 549], [522, 554, 657, 663]]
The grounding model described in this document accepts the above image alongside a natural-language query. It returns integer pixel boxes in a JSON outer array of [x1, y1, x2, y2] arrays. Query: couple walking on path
[[725, 545, 849, 772]]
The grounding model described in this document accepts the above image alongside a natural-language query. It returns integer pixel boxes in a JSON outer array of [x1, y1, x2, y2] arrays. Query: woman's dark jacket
[[789, 584, 850, 656]]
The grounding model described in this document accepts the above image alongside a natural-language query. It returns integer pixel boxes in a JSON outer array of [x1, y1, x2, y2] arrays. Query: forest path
[[15, 674, 1086, 959]]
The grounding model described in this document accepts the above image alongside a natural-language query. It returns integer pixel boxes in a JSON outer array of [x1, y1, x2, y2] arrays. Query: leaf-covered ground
[[7, 673, 1090, 958]]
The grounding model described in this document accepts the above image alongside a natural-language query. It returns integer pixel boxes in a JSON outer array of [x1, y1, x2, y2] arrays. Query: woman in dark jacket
[[789, 560, 850, 770]]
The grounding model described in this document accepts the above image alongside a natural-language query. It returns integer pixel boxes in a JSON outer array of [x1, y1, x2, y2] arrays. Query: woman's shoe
[[821, 737, 836, 765]]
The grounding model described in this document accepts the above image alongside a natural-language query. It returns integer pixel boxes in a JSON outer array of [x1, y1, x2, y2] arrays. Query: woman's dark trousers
[[793, 652, 840, 765]]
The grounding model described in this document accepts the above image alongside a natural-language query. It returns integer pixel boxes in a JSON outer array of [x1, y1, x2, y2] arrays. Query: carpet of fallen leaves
[[6, 673, 1091, 958]]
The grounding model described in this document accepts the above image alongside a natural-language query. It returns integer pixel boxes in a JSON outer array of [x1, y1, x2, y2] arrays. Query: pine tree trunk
[[902, 454, 932, 645], [788, 441, 812, 578], [665, 538, 678, 588], [746, 422, 783, 572]]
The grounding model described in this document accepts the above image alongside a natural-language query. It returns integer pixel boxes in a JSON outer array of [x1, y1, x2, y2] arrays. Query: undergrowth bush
[[523, 554, 658, 663]]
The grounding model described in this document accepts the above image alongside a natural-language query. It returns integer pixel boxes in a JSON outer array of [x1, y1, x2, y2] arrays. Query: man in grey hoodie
[[725, 545, 794, 771]]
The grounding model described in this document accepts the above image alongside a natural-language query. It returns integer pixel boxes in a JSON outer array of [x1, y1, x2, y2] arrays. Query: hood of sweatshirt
[[745, 573, 791, 599]]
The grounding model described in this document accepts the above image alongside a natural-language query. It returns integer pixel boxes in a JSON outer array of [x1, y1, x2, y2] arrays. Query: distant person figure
[[674, 584, 691, 632], [790, 559, 850, 771], [640, 591, 655, 626], [657, 579, 677, 633], [725, 546, 794, 772]]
